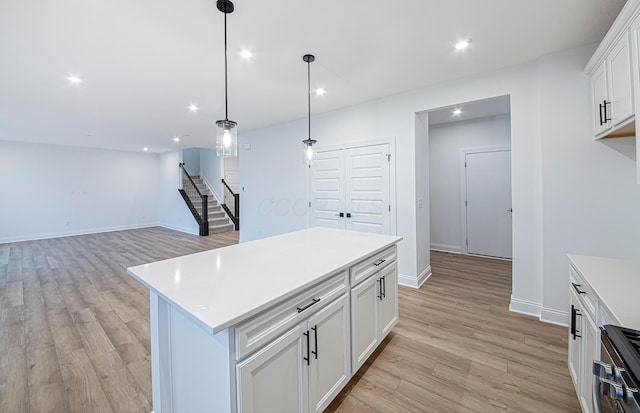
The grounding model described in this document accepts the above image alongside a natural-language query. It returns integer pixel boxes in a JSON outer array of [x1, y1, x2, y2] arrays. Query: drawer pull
[[297, 298, 320, 313], [303, 330, 310, 366], [373, 259, 386, 267], [571, 282, 586, 295], [311, 325, 318, 359]]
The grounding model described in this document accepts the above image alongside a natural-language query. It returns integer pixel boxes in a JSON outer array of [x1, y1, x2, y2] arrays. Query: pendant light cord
[[307, 60, 311, 140], [224, 11, 229, 121]]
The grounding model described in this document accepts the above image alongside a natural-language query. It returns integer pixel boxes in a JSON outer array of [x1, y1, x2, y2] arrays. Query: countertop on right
[[568, 254, 640, 330]]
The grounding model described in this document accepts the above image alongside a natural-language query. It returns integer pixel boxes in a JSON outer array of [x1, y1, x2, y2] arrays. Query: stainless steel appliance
[[593, 325, 640, 413]]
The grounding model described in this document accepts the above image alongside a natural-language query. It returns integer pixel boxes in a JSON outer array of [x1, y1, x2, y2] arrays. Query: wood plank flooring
[[0, 227, 239, 413], [1, 229, 579, 412], [326, 251, 580, 413]]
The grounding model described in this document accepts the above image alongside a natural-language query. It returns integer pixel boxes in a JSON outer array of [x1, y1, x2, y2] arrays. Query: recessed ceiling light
[[143, 147, 149, 152], [188, 104, 199, 112], [454, 39, 472, 50], [315, 87, 326, 96], [67, 74, 82, 85], [452, 108, 463, 116], [240, 49, 253, 59], [173, 136, 180, 143]]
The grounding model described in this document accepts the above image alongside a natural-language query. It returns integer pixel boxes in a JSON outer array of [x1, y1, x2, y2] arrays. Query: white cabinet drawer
[[350, 245, 396, 287], [235, 271, 348, 360], [570, 265, 596, 319]]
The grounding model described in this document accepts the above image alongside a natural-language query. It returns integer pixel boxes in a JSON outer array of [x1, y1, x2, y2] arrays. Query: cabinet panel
[[609, 32, 634, 126], [591, 61, 611, 137], [579, 312, 599, 413], [237, 325, 308, 413], [568, 288, 583, 391], [351, 274, 379, 373], [378, 262, 398, 337], [307, 295, 351, 413]]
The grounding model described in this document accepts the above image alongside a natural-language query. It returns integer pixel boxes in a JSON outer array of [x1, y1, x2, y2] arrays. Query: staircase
[[182, 176, 235, 234]]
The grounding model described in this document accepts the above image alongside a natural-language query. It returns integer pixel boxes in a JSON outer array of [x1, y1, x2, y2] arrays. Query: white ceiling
[[0, 0, 625, 153], [427, 95, 511, 126]]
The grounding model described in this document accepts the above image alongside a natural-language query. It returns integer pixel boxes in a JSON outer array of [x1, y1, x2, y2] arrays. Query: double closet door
[[310, 143, 391, 235]]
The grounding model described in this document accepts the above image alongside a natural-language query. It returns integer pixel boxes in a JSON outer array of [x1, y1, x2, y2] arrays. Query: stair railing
[[178, 163, 209, 236], [221, 178, 240, 230]]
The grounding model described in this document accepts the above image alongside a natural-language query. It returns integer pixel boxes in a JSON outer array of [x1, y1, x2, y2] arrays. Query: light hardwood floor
[[1, 229, 579, 413], [326, 251, 580, 413]]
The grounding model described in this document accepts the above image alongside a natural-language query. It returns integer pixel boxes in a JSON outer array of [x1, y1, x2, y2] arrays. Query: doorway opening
[[422, 95, 513, 262]]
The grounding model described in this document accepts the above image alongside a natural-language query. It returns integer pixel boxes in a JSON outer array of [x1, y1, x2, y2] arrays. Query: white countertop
[[568, 254, 640, 330], [128, 227, 402, 334]]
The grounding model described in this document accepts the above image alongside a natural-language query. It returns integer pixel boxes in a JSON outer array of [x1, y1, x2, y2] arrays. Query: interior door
[[465, 150, 512, 259], [345, 144, 390, 234], [310, 149, 345, 229]]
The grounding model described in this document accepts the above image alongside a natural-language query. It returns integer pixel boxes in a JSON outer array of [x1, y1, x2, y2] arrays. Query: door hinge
[[465, 161, 467, 168], [465, 200, 467, 207], [388, 205, 391, 212], [387, 154, 391, 162], [309, 202, 311, 207], [466, 239, 468, 246]]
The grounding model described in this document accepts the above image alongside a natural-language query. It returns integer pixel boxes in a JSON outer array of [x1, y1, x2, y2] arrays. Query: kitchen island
[[128, 227, 402, 413]]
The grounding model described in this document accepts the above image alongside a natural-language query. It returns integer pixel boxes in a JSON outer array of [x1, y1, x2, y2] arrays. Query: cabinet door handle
[[604, 100, 612, 122], [599, 102, 605, 126], [373, 259, 386, 267], [297, 298, 320, 313], [571, 282, 586, 295], [571, 305, 582, 340], [381, 275, 386, 298], [377, 278, 383, 301], [311, 325, 318, 359], [303, 330, 310, 366]]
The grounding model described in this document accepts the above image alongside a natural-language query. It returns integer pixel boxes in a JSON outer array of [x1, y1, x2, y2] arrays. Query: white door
[[310, 149, 345, 228], [237, 325, 308, 413], [591, 61, 610, 136], [307, 295, 351, 413], [310, 144, 391, 234], [608, 33, 634, 126], [345, 144, 390, 234], [465, 150, 512, 259]]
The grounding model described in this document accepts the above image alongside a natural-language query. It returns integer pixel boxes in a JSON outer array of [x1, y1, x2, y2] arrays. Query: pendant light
[[216, 0, 238, 157], [302, 54, 317, 166]]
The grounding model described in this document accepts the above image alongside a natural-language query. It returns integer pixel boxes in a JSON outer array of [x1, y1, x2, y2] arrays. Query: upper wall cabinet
[[588, 31, 634, 139], [585, 0, 640, 183]]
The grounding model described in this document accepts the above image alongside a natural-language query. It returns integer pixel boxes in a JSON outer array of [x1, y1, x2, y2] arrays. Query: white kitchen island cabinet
[[127, 227, 402, 413]]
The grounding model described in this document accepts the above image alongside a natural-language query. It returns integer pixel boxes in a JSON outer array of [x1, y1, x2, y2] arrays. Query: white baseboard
[[0, 223, 158, 244], [540, 307, 569, 327], [509, 297, 542, 318], [430, 243, 462, 254], [158, 223, 199, 236], [398, 265, 431, 289]]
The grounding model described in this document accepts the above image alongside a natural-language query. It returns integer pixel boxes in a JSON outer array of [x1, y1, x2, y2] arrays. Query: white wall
[[157, 151, 200, 235], [239, 119, 309, 241], [0, 140, 160, 242], [239, 58, 543, 298], [538, 46, 640, 324], [199, 148, 222, 200], [428, 114, 512, 253], [182, 147, 201, 176], [414, 114, 431, 286]]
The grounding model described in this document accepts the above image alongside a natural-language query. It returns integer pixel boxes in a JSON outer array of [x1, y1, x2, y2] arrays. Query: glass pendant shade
[[303, 138, 316, 166], [216, 120, 238, 157]]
